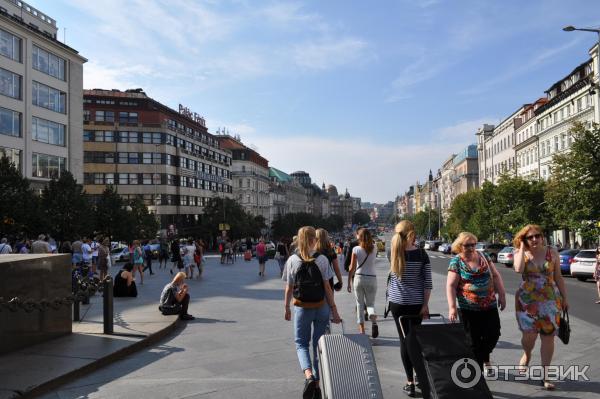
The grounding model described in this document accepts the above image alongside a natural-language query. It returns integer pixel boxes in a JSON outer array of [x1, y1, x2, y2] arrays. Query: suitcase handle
[[398, 314, 447, 338], [329, 319, 345, 335]]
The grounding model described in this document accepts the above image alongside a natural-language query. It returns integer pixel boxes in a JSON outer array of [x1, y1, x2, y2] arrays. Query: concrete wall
[[0, 254, 72, 354]]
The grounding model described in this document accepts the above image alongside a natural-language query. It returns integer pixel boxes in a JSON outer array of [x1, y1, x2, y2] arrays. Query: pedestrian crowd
[[279, 221, 579, 398]]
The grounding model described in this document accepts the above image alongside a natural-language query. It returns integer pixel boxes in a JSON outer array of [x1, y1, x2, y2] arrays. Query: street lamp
[[563, 25, 600, 125]]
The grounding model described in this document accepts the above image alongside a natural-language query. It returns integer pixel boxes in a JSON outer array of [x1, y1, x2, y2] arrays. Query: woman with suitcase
[[386, 220, 432, 397], [446, 232, 506, 374], [283, 226, 342, 399]]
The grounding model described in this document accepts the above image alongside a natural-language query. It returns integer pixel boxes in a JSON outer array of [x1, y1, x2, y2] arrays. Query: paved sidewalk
[[0, 261, 180, 399], [3, 253, 599, 398]]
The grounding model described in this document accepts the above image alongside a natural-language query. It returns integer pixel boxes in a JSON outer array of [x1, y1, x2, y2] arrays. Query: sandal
[[402, 383, 416, 397], [541, 380, 555, 390]]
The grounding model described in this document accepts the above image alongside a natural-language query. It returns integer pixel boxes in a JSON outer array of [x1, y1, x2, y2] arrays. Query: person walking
[[97, 238, 111, 281], [132, 240, 145, 285], [283, 226, 341, 399], [316, 229, 342, 293], [143, 240, 155, 275], [170, 239, 182, 275], [595, 247, 600, 304], [256, 238, 267, 277], [195, 239, 205, 277], [347, 228, 379, 338], [446, 232, 506, 374], [386, 220, 432, 397], [0, 238, 12, 254], [513, 224, 569, 390], [158, 239, 169, 270], [183, 238, 196, 279], [276, 238, 290, 277]]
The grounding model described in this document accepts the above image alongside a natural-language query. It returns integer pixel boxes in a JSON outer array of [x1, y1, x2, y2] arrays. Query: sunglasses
[[462, 243, 476, 249], [525, 233, 542, 241]]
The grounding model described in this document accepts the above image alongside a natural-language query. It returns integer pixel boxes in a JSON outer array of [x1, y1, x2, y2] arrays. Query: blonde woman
[[131, 240, 144, 285], [315, 228, 343, 293], [347, 228, 378, 337], [447, 232, 506, 373], [513, 224, 568, 390], [283, 226, 341, 399], [386, 220, 432, 397]]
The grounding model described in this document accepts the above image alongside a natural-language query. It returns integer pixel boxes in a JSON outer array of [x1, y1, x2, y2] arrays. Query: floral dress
[[594, 258, 600, 281], [516, 248, 561, 335]]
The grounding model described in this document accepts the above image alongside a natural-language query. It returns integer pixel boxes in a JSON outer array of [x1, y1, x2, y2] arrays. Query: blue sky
[[32, 0, 600, 203]]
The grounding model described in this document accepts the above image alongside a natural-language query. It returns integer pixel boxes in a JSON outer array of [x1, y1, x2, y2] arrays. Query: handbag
[[558, 309, 570, 345], [383, 272, 392, 318]]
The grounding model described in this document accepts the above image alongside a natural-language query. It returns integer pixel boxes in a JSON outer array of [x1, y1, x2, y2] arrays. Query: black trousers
[[179, 293, 190, 316], [389, 302, 422, 382], [143, 256, 153, 274], [459, 307, 501, 369]]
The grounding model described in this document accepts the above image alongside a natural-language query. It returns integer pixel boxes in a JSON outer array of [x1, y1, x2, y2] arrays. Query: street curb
[[15, 317, 182, 399]]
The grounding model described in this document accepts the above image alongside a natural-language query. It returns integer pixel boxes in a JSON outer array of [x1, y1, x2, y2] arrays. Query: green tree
[[546, 122, 600, 243], [323, 214, 345, 232], [128, 197, 159, 240], [445, 189, 482, 240], [352, 210, 371, 226], [41, 171, 92, 242], [0, 156, 40, 238], [94, 185, 128, 242]]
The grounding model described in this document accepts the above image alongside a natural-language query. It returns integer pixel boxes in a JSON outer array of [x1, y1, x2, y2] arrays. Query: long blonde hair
[[391, 220, 416, 278], [297, 226, 317, 261], [315, 228, 330, 254]]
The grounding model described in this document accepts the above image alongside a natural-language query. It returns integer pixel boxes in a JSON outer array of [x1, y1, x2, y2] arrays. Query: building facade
[[217, 135, 270, 223], [83, 89, 233, 230], [535, 57, 596, 180], [451, 144, 479, 196], [514, 99, 547, 179], [0, 0, 86, 190], [269, 166, 306, 224]]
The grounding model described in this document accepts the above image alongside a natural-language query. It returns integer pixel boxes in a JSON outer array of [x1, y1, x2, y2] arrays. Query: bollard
[[73, 299, 80, 322], [103, 276, 113, 334]]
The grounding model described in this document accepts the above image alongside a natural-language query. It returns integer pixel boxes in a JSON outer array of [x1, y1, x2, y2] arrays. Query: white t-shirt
[[184, 245, 196, 265], [0, 243, 11, 254], [282, 251, 333, 285], [352, 246, 377, 276], [82, 243, 92, 261], [91, 241, 99, 257]]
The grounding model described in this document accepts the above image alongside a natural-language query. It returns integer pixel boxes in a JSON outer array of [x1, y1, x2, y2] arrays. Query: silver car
[[497, 246, 514, 267]]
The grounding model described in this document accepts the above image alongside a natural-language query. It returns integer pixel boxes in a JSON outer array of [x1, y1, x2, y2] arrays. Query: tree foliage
[[546, 122, 600, 243], [410, 209, 440, 239], [0, 156, 40, 238], [94, 185, 129, 242], [200, 197, 266, 239], [352, 210, 371, 226]]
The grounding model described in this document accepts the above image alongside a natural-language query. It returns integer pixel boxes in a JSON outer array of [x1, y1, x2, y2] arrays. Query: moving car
[[497, 246, 514, 267], [111, 247, 129, 263], [475, 242, 506, 262], [438, 242, 451, 254], [559, 249, 579, 275], [570, 249, 597, 281]]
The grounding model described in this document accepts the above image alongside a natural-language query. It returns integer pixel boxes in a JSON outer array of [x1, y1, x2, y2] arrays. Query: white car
[[110, 247, 130, 264], [497, 246, 514, 267], [570, 249, 597, 281]]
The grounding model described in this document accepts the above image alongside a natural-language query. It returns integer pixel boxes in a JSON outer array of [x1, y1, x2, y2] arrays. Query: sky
[[31, 0, 600, 203]]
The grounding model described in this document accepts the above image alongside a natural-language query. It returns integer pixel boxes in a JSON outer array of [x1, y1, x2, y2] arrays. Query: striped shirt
[[388, 249, 433, 305]]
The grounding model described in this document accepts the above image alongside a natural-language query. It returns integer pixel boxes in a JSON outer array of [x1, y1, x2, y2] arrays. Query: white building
[[536, 57, 596, 180], [0, 0, 86, 190], [514, 98, 547, 179]]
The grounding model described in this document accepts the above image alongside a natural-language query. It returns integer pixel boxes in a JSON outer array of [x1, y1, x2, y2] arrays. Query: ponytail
[[390, 220, 415, 279]]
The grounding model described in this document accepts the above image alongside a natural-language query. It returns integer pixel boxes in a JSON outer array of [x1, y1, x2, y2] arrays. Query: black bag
[[293, 253, 324, 306], [558, 309, 570, 344]]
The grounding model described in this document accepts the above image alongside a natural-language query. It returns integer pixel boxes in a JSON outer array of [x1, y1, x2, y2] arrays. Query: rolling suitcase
[[400, 314, 493, 399], [244, 250, 252, 261], [317, 321, 383, 399]]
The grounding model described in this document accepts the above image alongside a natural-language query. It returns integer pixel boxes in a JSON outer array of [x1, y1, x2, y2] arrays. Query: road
[[38, 253, 600, 398]]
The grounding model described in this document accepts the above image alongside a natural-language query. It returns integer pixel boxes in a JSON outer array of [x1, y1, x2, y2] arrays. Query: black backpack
[[293, 252, 325, 306]]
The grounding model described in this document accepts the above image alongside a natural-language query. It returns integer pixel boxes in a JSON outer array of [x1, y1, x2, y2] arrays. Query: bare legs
[[519, 332, 556, 389]]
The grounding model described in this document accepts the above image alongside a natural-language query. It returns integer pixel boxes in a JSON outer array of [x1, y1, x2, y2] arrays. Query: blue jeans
[[294, 304, 330, 380]]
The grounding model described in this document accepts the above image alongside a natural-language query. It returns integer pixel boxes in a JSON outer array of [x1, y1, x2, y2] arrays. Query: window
[[142, 173, 152, 184], [105, 173, 114, 185], [142, 153, 153, 164], [105, 152, 115, 164], [83, 110, 90, 122], [95, 110, 115, 122], [554, 136, 559, 152], [0, 106, 20, 137], [32, 152, 66, 179], [119, 174, 128, 185], [32, 117, 65, 146], [180, 196, 188, 206], [128, 174, 138, 185], [561, 134, 566, 150], [32, 81, 66, 113], [119, 112, 138, 124], [94, 131, 114, 142], [0, 67, 21, 99], [0, 28, 21, 61], [128, 153, 139, 164], [32, 45, 66, 80], [119, 131, 138, 143]]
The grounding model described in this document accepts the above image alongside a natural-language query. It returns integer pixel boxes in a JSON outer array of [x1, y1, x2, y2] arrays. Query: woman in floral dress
[[513, 225, 569, 390]]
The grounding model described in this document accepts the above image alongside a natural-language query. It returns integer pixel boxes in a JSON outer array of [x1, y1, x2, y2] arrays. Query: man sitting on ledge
[[159, 272, 194, 320]]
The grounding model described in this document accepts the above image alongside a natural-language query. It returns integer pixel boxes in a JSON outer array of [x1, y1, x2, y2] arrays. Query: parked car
[[570, 249, 597, 281], [497, 246, 514, 267], [559, 249, 580, 275], [424, 240, 442, 251], [438, 242, 451, 254], [111, 247, 129, 263], [475, 242, 506, 262]]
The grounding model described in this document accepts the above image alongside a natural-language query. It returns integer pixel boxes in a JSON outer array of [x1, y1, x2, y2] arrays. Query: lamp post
[[563, 25, 600, 125]]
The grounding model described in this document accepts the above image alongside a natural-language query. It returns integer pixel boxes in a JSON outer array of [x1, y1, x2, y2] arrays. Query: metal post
[[73, 299, 80, 322], [103, 276, 113, 334]]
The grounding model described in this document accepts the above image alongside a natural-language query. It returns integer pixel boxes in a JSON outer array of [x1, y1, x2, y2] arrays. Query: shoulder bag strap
[[480, 253, 496, 292], [356, 250, 370, 271]]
